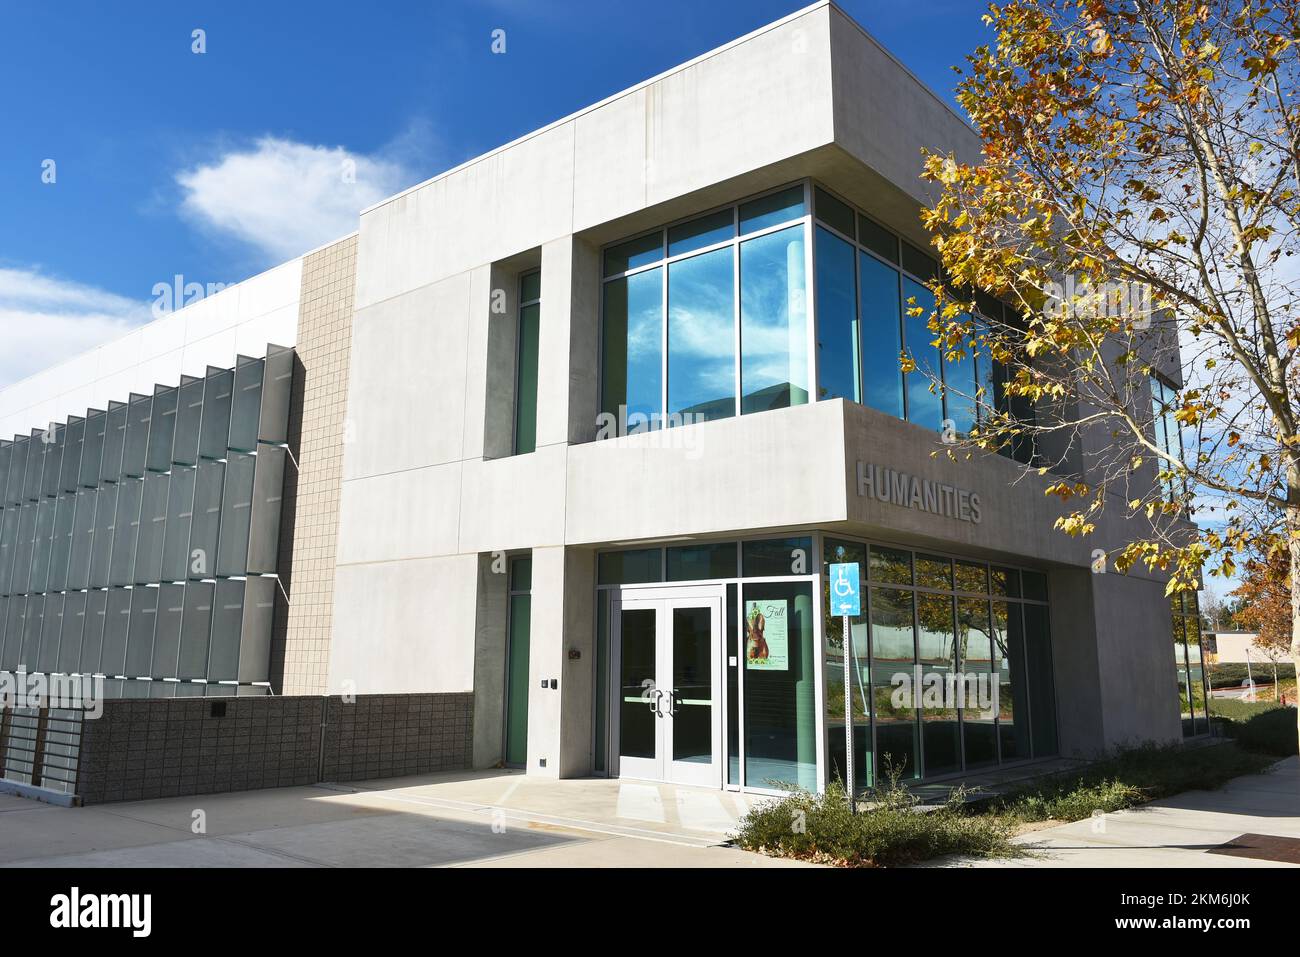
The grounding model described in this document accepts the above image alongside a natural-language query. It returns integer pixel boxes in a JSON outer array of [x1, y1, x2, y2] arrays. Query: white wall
[[352, 4, 837, 312], [330, 3, 842, 696], [1213, 633, 1267, 664], [0, 259, 302, 439]]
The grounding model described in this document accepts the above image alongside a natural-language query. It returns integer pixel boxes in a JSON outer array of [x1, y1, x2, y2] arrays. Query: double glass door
[[611, 588, 722, 787]]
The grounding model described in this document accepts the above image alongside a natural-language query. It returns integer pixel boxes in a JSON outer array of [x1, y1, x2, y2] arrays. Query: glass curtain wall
[[1150, 374, 1185, 501], [1171, 591, 1208, 736], [600, 185, 810, 430], [823, 537, 1057, 790], [595, 537, 818, 792], [810, 185, 1035, 461], [598, 180, 1034, 458]]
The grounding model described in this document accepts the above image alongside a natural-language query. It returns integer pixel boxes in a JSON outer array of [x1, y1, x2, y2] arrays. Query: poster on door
[[745, 599, 788, 671]]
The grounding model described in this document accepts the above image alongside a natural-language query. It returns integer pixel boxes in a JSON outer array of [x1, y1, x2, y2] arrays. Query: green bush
[[734, 741, 1276, 867], [995, 741, 1274, 823], [1216, 705, 1298, 757], [1005, 779, 1143, 823], [1095, 741, 1273, 795], [731, 777, 1015, 867], [1207, 662, 1294, 690], [1209, 696, 1284, 721]]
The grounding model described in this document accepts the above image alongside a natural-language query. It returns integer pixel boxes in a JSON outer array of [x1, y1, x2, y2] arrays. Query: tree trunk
[[1290, 504, 1300, 750]]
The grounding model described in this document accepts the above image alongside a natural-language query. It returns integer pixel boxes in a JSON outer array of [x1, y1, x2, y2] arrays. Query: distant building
[[1205, 632, 1268, 666]]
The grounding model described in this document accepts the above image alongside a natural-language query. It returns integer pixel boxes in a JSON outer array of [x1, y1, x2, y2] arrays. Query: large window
[[601, 185, 809, 430], [598, 180, 1038, 454], [1171, 591, 1208, 736], [824, 538, 1056, 790], [1150, 374, 1185, 501], [514, 271, 541, 455], [811, 185, 1035, 461]]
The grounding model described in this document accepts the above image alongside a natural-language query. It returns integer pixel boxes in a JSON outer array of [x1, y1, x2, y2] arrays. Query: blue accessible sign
[[828, 562, 860, 617]]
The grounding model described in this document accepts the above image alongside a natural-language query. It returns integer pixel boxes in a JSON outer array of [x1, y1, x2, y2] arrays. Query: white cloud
[[176, 136, 417, 262], [0, 267, 151, 391]]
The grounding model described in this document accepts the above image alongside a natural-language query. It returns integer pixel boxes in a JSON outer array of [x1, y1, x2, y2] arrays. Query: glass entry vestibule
[[595, 539, 822, 795], [594, 536, 1058, 796], [611, 586, 723, 787]]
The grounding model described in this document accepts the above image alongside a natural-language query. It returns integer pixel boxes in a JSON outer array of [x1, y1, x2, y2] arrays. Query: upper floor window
[[595, 179, 1035, 465], [514, 270, 541, 454], [600, 184, 809, 430], [1149, 373, 1184, 500], [813, 185, 977, 437], [812, 184, 1036, 464]]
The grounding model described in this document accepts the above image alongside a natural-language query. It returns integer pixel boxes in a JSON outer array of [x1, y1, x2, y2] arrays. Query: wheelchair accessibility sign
[[828, 562, 860, 617]]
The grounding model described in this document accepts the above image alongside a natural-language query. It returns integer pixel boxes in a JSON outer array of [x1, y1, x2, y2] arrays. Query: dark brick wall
[[77, 697, 323, 804], [322, 693, 474, 781], [75, 692, 473, 804]]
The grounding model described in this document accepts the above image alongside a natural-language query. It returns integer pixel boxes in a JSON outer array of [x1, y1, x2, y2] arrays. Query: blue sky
[[0, 0, 991, 388]]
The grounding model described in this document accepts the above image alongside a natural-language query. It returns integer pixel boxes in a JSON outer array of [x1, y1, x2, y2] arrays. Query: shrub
[[1207, 662, 1295, 690], [1216, 705, 1298, 757], [1005, 779, 1143, 823], [995, 741, 1274, 823], [734, 741, 1276, 867], [731, 777, 1015, 867], [1209, 696, 1284, 721]]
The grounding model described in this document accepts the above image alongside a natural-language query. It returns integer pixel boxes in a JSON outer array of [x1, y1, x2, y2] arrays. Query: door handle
[[647, 688, 664, 717], [663, 690, 678, 717]]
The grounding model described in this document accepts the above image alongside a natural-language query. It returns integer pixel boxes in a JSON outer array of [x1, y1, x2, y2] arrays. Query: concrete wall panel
[[336, 461, 463, 565], [329, 553, 478, 695], [342, 272, 472, 481]]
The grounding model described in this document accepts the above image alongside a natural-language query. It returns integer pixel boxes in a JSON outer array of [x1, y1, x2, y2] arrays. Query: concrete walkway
[[0, 771, 811, 868], [932, 756, 1300, 868]]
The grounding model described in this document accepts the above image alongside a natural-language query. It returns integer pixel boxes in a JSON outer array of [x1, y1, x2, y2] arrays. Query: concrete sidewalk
[[934, 756, 1300, 868], [0, 771, 811, 868]]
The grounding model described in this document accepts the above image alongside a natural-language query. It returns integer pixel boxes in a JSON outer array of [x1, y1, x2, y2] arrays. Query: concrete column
[[560, 547, 596, 775], [1047, 567, 1104, 757], [1090, 572, 1183, 747], [534, 235, 601, 450], [1048, 566, 1182, 758], [471, 551, 509, 769], [472, 262, 517, 461], [525, 545, 597, 778], [566, 238, 601, 446]]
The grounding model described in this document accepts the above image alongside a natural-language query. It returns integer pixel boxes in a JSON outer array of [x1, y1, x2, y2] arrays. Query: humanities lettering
[[856, 461, 982, 525]]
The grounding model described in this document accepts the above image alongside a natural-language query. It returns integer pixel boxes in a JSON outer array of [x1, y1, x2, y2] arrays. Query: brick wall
[[73, 691, 472, 804], [322, 693, 474, 782]]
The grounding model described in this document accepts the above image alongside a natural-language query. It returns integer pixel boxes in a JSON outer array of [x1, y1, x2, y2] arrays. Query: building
[[0, 2, 1194, 804], [1205, 631, 1264, 666]]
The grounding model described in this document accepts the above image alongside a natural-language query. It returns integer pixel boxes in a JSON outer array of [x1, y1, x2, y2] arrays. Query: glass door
[[611, 588, 723, 787], [614, 599, 661, 781]]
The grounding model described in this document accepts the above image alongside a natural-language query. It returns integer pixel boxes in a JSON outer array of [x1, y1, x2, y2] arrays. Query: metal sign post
[[842, 611, 853, 806], [828, 563, 860, 811]]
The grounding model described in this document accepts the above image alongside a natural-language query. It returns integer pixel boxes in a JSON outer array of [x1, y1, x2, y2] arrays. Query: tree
[[916, 0, 1300, 751], [1199, 588, 1234, 629], [1232, 545, 1294, 697]]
